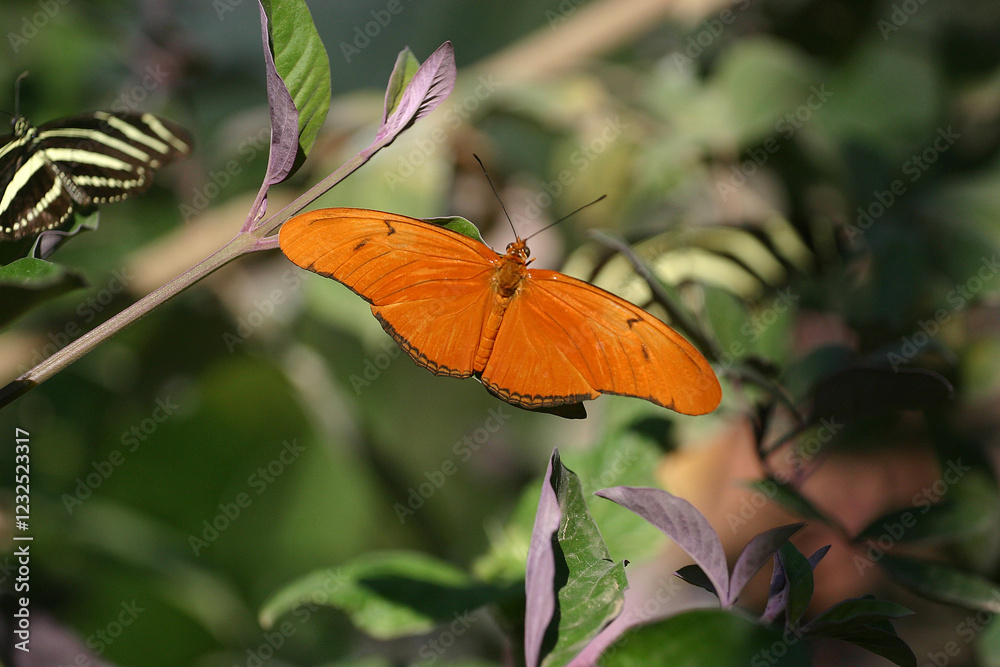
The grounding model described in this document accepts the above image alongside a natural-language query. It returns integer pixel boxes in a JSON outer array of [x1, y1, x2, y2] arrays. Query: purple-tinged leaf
[[728, 524, 803, 607], [674, 564, 717, 597], [248, 0, 330, 229], [375, 41, 456, 144], [595, 486, 729, 605], [762, 544, 830, 624], [252, 42, 456, 247], [525, 450, 562, 667], [382, 48, 420, 125], [808, 545, 831, 568], [31, 210, 100, 260], [761, 553, 789, 624], [778, 542, 814, 627], [250, 1, 300, 223]]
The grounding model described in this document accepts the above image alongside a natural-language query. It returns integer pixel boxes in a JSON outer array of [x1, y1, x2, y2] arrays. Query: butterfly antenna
[[524, 194, 607, 242], [473, 153, 519, 239], [13, 71, 28, 117]]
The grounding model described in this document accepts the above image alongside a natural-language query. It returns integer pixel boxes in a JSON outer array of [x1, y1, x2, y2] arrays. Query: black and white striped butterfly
[[0, 111, 192, 242]]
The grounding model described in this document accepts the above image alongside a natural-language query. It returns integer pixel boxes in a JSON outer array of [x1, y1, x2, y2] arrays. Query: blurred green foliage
[[2, 0, 1000, 665]]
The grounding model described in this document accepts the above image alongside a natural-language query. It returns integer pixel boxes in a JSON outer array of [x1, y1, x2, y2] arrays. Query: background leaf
[[259, 551, 510, 639], [0, 257, 86, 328], [600, 608, 811, 667], [879, 556, 1000, 612]]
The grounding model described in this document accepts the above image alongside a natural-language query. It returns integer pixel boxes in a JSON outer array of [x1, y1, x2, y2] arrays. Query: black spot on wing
[[626, 317, 641, 329], [383, 219, 396, 236], [354, 239, 368, 251]]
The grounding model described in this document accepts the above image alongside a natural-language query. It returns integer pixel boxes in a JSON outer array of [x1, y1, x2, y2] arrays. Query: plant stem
[[252, 142, 383, 241], [0, 231, 254, 408], [0, 140, 388, 409]]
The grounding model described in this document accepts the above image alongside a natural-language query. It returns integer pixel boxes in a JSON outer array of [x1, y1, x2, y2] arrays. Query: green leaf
[[577, 421, 667, 562], [421, 216, 486, 243], [976, 614, 1000, 667], [0, 257, 86, 328], [541, 457, 628, 667], [814, 620, 917, 667], [259, 550, 511, 639], [383, 48, 421, 121], [261, 0, 331, 159], [601, 608, 811, 667], [879, 555, 1000, 612], [806, 596, 912, 636], [778, 543, 814, 627]]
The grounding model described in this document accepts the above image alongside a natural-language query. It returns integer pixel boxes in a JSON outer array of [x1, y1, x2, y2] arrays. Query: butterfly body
[[280, 208, 721, 416], [0, 111, 192, 241]]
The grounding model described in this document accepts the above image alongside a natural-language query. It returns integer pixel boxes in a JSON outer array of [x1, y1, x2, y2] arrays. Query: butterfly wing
[[32, 112, 192, 204], [0, 112, 191, 241], [0, 134, 74, 240], [481, 269, 721, 415], [279, 208, 501, 377]]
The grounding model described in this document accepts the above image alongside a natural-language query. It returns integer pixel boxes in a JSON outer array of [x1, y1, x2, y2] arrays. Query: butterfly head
[[505, 238, 531, 264], [11, 115, 33, 139]]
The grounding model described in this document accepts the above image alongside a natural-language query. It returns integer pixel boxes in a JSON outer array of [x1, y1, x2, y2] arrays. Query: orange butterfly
[[279, 208, 721, 418]]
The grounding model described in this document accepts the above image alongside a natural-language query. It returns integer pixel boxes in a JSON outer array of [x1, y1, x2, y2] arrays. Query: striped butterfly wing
[[0, 111, 192, 241]]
